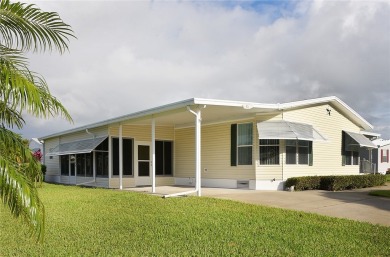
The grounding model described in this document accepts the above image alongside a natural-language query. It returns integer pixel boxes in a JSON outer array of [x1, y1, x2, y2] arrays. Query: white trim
[[151, 118, 156, 193], [40, 96, 374, 141], [249, 180, 285, 191], [360, 131, 381, 137], [134, 141, 152, 186], [201, 178, 238, 189], [174, 177, 238, 189]]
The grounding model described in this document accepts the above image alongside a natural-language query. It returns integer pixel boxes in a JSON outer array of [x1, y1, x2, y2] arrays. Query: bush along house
[[40, 96, 379, 193]]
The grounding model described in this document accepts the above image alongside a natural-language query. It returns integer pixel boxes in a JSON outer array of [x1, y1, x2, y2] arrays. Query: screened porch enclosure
[[50, 136, 173, 187]]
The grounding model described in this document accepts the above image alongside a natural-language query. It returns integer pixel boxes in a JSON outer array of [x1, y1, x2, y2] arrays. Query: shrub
[[41, 164, 47, 177], [386, 169, 390, 175], [286, 174, 386, 191], [285, 176, 321, 191]]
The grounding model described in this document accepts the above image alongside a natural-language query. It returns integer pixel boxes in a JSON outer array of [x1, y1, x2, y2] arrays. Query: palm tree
[[0, 0, 75, 241]]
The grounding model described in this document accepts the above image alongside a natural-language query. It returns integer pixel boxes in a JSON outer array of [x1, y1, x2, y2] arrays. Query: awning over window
[[257, 121, 326, 141], [46, 137, 107, 156], [344, 131, 376, 150]]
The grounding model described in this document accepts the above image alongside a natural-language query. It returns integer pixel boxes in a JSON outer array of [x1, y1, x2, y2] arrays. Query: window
[[286, 140, 312, 165], [259, 139, 279, 165], [60, 155, 69, 175], [76, 153, 93, 177], [381, 149, 389, 163], [156, 141, 173, 176], [112, 138, 133, 176], [95, 138, 109, 177], [345, 151, 359, 165], [231, 123, 253, 166], [76, 154, 85, 176]]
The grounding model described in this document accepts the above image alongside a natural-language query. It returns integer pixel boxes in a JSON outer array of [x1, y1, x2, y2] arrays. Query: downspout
[[163, 105, 204, 198], [86, 128, 96, 138]]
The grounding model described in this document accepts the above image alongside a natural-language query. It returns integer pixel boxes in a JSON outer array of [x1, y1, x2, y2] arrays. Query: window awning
[[344, 131, 376, 150], [46, 137, 107, 156], [257, 121, 326, 141]]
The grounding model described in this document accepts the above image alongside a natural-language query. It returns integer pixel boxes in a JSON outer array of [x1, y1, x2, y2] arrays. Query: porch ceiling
[[121, 104, 279, 127]]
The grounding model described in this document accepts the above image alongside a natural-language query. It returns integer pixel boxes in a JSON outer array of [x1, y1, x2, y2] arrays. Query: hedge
[[285, 174, 386, 191]]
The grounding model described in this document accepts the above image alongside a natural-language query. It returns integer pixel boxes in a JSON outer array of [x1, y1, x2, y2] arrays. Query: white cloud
[[16, 0, 390, 139]]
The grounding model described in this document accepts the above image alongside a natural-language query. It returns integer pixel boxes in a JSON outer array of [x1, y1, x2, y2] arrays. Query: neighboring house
[[372, 139, 390, 174], [40, 96, 378, 192]]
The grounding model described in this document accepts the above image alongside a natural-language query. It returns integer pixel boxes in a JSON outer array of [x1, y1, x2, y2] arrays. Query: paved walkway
[[126, 184, 390, 227]]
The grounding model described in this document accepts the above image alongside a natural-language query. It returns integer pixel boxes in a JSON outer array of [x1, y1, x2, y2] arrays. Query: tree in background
[[0, 0, 74, 241]]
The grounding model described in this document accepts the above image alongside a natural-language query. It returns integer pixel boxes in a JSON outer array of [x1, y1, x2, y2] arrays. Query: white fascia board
[[193, 98, 277, 109], [279, 96, 373, 131], [40, 98, 196, 140], [360, 131, 381, 137]]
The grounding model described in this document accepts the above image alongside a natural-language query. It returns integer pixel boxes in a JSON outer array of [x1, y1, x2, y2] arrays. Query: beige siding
[[175, 120, 256, 180], [175, 127, 195, 177], [58, 126, 108, 143], [255, 103, 363, 180], [109, 125, 174, 141], [44, 138, 60, 176], [156, 177, 175, 186]]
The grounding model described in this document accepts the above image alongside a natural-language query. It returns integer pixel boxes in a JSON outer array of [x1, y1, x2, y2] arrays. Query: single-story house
[[40, 96, 378, 193], [372, 139, 390, 174]]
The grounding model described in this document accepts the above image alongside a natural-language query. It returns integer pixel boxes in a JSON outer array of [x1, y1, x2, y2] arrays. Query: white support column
[[195, 110, 202, 196], [152, 118, 156, 193], [119, 124, 123, 190]]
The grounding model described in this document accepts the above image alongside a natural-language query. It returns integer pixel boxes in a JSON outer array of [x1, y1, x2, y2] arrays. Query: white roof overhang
[[257, 120, 327, 141], [46, 136, 107, 156], [344, 131, 376, 149], [39, 96, 373, 141]]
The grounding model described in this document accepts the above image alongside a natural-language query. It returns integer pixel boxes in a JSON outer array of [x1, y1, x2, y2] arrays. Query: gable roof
[[39, 96, 374, 140]]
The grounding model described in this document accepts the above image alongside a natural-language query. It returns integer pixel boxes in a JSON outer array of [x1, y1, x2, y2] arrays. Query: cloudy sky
[[17, 0, 390, 139]]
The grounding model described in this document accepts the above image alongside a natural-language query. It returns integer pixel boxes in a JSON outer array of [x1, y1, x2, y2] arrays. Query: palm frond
[[0, 128, 41, 179], [0, 49, 73, 123], [0, 0, 75, 53], [0, 100, 25, 128], [0, 155, 45, 242]]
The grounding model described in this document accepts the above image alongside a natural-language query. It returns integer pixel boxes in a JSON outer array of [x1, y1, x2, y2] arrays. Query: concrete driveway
[[126, 184, 390, 227]]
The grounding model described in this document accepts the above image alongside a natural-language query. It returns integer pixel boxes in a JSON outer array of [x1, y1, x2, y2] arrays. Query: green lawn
[[369, 190, 390, 198], [1, 183, 389, 256]]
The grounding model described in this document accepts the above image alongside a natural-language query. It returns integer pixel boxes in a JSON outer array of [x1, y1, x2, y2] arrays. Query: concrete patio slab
[[124, 184, 390, 227]]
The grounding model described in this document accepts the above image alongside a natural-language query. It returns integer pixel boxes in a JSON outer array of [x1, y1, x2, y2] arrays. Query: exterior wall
[[175, 119, 257, 187], [43, 102, 370, 191], [109, 124, 174, 141], [44, 126, 108, 184], [377, 145, 390, 174], [259, 103, 362, 182], [44, 137, 60, 183], [57, 126, 108, 143]]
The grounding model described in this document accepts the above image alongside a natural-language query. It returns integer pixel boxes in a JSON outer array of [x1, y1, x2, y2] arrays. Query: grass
[[1, 183, 390, 256], [369, 190, 390, 198]]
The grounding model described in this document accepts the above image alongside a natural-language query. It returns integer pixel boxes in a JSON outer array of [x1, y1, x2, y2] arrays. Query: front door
[[135, 142, 152, 186]]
